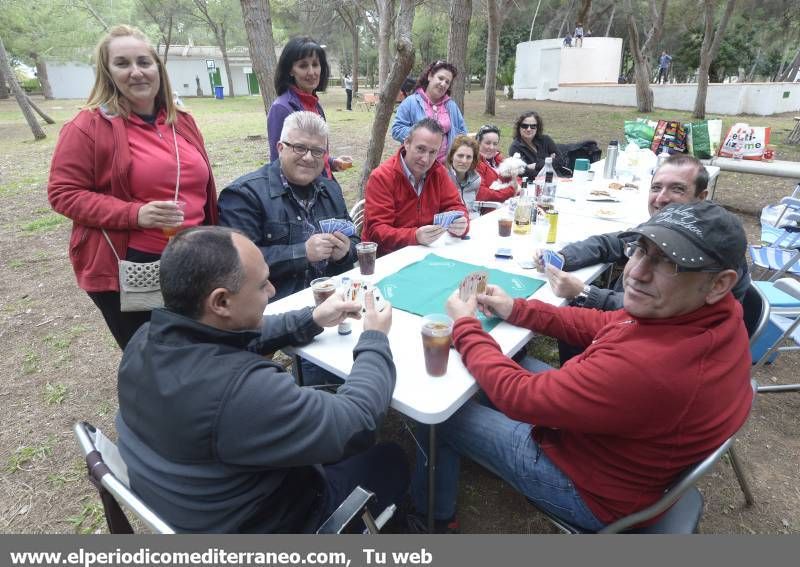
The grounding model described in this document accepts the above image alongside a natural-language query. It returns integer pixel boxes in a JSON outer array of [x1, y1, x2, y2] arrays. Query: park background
[[1, 0, 799, 534]]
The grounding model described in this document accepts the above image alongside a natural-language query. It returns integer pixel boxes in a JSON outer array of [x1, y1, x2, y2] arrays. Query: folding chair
[[751, 190, 800, 281], [349, 198, 366, 236], [531, 380, 757, 533], [752, 278, 800, 393], [74, 421, 395, 534]]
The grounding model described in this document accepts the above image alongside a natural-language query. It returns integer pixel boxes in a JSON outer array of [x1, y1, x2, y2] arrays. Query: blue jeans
[[411, 357, 604, 531], [299, 357, 344, 387]]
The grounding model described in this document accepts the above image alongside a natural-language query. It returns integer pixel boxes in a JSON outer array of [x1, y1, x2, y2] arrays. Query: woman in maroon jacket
[[48, 25, 218, 349]]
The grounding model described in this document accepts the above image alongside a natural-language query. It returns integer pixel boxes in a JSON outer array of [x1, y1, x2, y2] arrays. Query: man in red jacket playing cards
[[362, 118, 469, 256], [411, 201, 753, 532]]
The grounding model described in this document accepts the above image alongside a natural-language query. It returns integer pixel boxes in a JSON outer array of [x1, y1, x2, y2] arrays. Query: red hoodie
[[363, 148, 469, 256], [452, 293, 752, 524], [48, 108, 218, 292]]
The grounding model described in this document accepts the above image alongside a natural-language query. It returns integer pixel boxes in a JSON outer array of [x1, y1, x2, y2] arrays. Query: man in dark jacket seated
[[533, 153, 750, 363], [413, 201, 753, 531], [116, 226, 408, 533]]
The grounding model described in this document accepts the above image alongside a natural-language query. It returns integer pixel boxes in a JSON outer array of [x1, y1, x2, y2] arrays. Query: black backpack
[[555, 140, 602, 176]]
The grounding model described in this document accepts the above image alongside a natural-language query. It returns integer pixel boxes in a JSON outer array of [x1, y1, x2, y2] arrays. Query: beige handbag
[[103, 123, 181, 312]]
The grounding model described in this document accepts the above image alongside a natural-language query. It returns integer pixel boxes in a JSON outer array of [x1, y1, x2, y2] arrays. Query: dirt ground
[[0, 92, 798, 534]]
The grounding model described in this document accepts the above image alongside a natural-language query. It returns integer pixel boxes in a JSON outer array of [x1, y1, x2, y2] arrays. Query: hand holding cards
[[433, 210, 464, 228], [458, 271, 489, 301], [319, 218, 357, 237], [542, 249, 565, 271]]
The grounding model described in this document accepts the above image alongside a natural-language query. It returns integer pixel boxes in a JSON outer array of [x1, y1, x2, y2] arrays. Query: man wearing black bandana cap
[[414, 200, 754, 532]]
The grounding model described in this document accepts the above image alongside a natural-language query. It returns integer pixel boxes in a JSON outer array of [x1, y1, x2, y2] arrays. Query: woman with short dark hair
[[391, 60, 468, 162], [508, 111, 560, 178], [267, 37, 351, 178]]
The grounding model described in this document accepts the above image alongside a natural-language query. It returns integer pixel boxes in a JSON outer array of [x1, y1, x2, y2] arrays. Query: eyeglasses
[[520, 123, 538, 130], [624, 241, 724, 277], [281, 141, 325, 159]]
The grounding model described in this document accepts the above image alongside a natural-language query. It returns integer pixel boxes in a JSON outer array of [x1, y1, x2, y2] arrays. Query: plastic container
[[603, 140, 619, 179], [213, 85, 224, 100]]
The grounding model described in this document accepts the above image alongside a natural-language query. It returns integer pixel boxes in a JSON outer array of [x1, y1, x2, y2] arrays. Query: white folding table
[[264, 179, 650, 531]]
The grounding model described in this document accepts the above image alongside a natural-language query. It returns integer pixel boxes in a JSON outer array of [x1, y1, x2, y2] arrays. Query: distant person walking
[[344, 73, 353, 111], [656, 51, 673, 84], [574, 22, 585, 47]]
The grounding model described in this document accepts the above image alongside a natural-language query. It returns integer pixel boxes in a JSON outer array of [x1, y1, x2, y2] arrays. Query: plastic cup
[[162, 200, 186, 238], [498, 216, 513, 237], [421, 314, 453, 377], [311, 277, 337, 306], [356, 242, 378, 275]]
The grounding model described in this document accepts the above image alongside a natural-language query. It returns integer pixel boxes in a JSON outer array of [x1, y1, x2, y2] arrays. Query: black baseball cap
[[619, 201, 747, 270]]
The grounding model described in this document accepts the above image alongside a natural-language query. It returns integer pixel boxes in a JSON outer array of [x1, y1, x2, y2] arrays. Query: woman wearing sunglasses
[[509, 111, 560, 178]]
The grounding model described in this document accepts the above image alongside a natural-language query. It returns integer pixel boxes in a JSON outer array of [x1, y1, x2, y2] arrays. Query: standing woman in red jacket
[[48, 25, 218, 349]]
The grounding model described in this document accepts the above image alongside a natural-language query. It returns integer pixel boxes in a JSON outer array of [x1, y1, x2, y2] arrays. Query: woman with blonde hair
[[48, 25, 218, 349]]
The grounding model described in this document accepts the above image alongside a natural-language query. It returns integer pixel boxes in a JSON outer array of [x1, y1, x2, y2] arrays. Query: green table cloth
[[376, 253, 546, 331]]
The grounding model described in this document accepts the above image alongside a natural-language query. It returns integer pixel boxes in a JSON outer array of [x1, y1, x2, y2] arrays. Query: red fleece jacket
[[48, 108, 218, 292], [452, 293, 752, 524], [362, 149, 469, 256]]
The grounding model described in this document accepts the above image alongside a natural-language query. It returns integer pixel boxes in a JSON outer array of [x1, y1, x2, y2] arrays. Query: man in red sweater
[[363, 118, 469, 255], [411, 201, 753, 532]]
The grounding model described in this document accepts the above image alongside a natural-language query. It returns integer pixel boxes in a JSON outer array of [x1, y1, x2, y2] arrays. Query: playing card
[[434, 210, 464, 228], [342, 279, 386, 314], [543, 250, 565, 271], [459, 271, 488, 301]]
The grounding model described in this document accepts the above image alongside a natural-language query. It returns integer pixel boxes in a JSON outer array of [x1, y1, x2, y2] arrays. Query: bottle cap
[[609, 140, 619, 146]]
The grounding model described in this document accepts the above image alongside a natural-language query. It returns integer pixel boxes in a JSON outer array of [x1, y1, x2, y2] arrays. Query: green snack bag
[[687, 121, 713, 159], [624, 118, 656, 149]]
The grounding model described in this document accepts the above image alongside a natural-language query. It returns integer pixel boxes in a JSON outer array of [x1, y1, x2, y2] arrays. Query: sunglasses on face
[[520, 123, 538, 130]]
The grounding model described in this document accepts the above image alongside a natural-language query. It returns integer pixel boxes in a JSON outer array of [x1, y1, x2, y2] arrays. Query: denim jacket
[[218, 160, 359, 300]]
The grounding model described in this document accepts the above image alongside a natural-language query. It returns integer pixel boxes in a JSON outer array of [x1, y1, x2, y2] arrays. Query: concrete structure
[[45, 44, 341, 100], [512, 37, 800, 116], [513, 37, 622, 100], [548, 82, 800, 116]]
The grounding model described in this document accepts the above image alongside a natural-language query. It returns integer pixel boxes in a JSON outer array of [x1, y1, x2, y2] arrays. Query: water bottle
[[603, 140, 619, 179], [538, 158, 557, 211]]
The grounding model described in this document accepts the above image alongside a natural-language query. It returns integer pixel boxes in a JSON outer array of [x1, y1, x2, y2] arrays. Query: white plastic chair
[[349, 198, 366, 235]]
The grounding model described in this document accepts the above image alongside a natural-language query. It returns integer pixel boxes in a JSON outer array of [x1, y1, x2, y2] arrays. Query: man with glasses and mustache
[[219, 111, 358, 301], [411, 201, 753, 532]]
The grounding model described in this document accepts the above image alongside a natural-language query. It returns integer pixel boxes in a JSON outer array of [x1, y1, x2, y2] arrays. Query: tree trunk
[[163, 15, 173, 64], [0, 65, 9, 99], [0, 36, 45, 140], [446, 0, 472, 111], [623, 0, 653, 112], [484, 0, 501, 115], [604, 4, 616, 36], [25, 94, 55, 124], [217, 27, 235, 98], [241, 0, 279, 117], [358, 0, 416, 197], [352, 24, 360, 95], [557, 0, 577, 38], [578, 0, 593, 29], [376, 0, 395, 91], [780, 47, 800, 82], [31, 53, 53, 99], [692, 0, 737, 119]]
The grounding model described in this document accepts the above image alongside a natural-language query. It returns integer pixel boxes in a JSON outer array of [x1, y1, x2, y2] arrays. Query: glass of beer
[[356, 242, 378, 276], [162, 200, 186, 238], [311, 277, 337, 306], [421, 314, 453, 377], [498, 215, 513, 237]]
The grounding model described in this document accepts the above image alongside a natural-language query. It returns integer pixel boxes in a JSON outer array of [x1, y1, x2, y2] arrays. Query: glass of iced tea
[[162, 200, 186, 238], [310, 277, 337, 306], [421, 314, 453, 377], [498, 215, 513, 237], [356, 242, 378, 276]]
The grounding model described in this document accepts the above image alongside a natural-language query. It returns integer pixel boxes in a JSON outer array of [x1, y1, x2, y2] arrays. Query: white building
[[45, 44, 341, 100]]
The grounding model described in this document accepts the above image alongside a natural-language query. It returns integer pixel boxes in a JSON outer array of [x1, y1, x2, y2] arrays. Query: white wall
[[165, 59, 213, 97], [514, 37, 622, 100], [47, 62, 95, 100], [548, 82, 800, 116]]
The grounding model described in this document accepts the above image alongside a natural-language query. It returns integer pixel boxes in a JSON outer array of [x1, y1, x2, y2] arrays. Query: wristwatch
[[572, 285, 592, 306]]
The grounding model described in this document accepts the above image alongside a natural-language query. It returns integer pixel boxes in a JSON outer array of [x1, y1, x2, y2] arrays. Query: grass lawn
[[0, 91, 798, 534]]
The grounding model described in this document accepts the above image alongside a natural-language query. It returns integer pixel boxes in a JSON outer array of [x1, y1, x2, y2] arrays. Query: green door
[[247, 73, 260, 95], [208, 68, 222, 91]]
